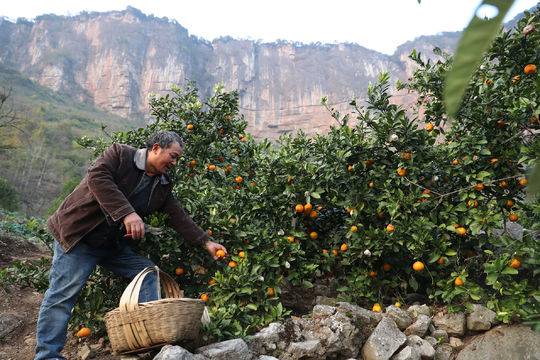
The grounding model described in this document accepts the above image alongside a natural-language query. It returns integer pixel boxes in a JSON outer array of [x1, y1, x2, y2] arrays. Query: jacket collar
[[134, 148, 170, 185]]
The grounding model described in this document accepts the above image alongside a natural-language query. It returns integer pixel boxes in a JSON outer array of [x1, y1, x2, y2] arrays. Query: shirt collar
[[134, 148, 169, 185]]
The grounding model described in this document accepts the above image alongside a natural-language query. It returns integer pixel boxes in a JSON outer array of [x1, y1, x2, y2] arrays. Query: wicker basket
[[104, 266, 205, 354]]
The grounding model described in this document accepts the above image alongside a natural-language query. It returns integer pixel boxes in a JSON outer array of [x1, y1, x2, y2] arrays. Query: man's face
[[148, 142, 182, 175]]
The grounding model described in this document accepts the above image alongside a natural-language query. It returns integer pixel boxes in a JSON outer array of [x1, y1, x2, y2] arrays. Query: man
[[35, 131, 227, 360]]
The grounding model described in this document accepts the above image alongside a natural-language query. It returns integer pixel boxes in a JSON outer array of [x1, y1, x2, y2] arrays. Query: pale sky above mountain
[[2, 0, 538, 54]]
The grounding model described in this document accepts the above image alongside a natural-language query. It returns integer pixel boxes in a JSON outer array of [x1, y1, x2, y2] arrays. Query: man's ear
[[151, 143, 161, 153]]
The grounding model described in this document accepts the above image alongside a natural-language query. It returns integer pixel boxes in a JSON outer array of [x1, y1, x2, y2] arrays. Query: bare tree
[[0, 87, 26, 149]]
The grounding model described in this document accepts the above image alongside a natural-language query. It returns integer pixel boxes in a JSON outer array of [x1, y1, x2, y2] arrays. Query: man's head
[[145, 131, 184, 176]]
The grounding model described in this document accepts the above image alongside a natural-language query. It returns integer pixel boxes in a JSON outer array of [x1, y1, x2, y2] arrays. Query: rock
[[407, 305, 431, 320], [258, 356, 278, 360], [386, 305, 413, 330], [0, 313, 23, 340], [336, 302, 382, 325], [432, 312, 466, 337], [195, 339, 252, 360], [493, 221, 523, 240], [425, 336, 438, 347], [362, 317, 407, 360], [449, 337, 464, 350], [407, 335, 435, 358], [246, 322, 283, 356], [391, 345, 421, 360], [315, 296, 338, 306], [432, 329, 448, 343], [78, 344, 94, 360], [466, 304, 496, 331], [281, 340, 323, 360], [455, 325, 540, 360], [153, 345, 202, 360], [404, 314, 431, 337], [434, 344, 453, 360], [311, 304, 336, 318]]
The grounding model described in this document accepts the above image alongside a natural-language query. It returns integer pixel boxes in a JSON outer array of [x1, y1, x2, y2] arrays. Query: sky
[[1, 0, 538, 54]]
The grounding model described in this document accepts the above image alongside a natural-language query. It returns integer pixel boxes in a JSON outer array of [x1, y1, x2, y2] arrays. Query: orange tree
[[7, 9, 537, 338]]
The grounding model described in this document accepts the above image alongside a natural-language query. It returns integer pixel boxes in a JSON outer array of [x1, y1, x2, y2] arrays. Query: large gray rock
[[362, 317, 407, 360], [386, 305, 413, 330], [246, 322, 284, 356], [455, 325, 540, 360], [336, 302, 383, 324], [258, 356, 278, 360], [312, 304, 336, 318], [195, 339, 253, 360], [0, 313, 23, 340], [404, 314, 431, 337], [407, 305, 431, 320], [391, 346, 421, 360], [493, 221, 523, 240], [432, 312, 466, 337], [153, 345, 206, 360], [434, 344, 453, 360], [407, 335, 435, 358], [281, 340, 323, 360], [466, 304, 496, 331]]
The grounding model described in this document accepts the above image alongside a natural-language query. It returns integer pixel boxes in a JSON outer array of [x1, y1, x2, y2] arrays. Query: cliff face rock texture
[[0, 7, 459, 138]]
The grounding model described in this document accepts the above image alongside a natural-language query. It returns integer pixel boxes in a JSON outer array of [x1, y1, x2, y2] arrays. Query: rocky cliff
[[0, 7, 459, 139]]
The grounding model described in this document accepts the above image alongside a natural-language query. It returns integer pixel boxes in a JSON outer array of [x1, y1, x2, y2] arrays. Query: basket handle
[[118, 266, 183, 351]]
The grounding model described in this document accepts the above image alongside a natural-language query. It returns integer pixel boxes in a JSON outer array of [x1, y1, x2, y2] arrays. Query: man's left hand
[[204, 240, 228, 260]]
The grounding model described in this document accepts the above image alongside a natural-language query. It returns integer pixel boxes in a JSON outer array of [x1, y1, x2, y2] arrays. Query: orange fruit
[[186, 124, 194, 130], [496, 119, 506, 129], [422, 188, 431, 195], [208, 278, 217, 285], [207, 229, 213, 236], [466, 199, 478, 208], [350, 225, 358, 233], [215, 249, 226, 259], [340, 243, 348, 252], [267, 287, 275, 297], [498, 180, 508, 189], [508, 213, 519, 222], [511, 75, 521, 84], [310, 210, 318, 218], [401, 151, 412, 161], [200, 293, 209, 302], [518, 178, 528, 187], [524, 64, 537, 75], [369, 271, 377, 278], [189, 159, 197, 167], [412, 261, 425, 272], [228, 260, 238, 268], [174, 267, 185, 276], [309, 231, 318, 240], [437, 257, 445, 265], [287, 236, 295, 243], [238, 251, 245, 258], [76, 327, 91, 338], [485, 79, 493, 85], [474, 183, 485, 191], [304, 203, 313, 214], [295, 204, 304, 213], [364, 159, 375, 167], [454, 277, 464, 286], [372, 303, 382, 312], [347, 165, 353, 172], [207, 164, 216, 171], [322, 249, 329, 255], [509, 258, 521, 269], [386, 224, 395, 233], [490, 158, 499, 165], [235, 176, 243, 184], [225, 164, 233, 173], [383, 263, 392, 271], [505, 199, 514, 208], [394, 301, 402, 308], [425, 122, 434, 131], [456, 227, 467, 236], [332, 249, 339, 256], [368, 181, 375, 188], [451, 159, 459, 165], [396, 167, 407, 177]]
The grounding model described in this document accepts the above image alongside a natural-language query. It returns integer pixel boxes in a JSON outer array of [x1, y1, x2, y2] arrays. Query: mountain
[[0, 7, 460, 139]]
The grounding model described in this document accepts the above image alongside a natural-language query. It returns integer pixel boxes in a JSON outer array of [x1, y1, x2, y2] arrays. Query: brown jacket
[[47, 143, 208, 252]]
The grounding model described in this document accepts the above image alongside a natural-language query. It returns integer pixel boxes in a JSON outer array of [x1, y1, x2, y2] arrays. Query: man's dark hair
[[145, 131, 184, 150]]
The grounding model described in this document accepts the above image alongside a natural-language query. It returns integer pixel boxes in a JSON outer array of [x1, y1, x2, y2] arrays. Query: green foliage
[[0, 177, 20, 211]]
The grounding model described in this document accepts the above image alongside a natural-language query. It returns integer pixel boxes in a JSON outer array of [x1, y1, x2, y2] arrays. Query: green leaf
[[246, 303, 258, 310], [470, 293, 481, 301], [528, 160, 540, 196], [444, 0, 515, 117], [445, 249, 458, 256], [311, 192, 321, 199], [501, 267, 518, 275]]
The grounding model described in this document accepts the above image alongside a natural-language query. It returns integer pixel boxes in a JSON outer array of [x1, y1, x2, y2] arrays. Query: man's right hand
[[123, 212, 145, 239]]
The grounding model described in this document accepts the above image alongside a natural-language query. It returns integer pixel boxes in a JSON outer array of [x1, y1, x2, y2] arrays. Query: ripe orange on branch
[[215, 249, 226, 259], [524, 63, 537, 75], [412, 261, 425, 272], [508, 213, 519, 222], [295, 204, 304, 213], [509, 258, 521, 269], [174, 267, 185, 276], [76, 327, 91, 338], [309, 231, 318, 240], [396, 167, 407, 177], [386, 224, 395, 233], [454, 277, 464, 286]]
